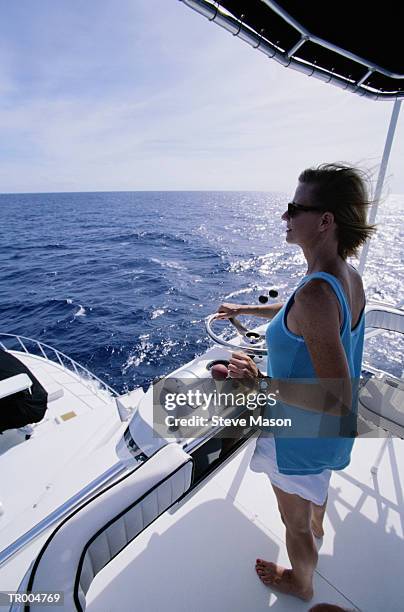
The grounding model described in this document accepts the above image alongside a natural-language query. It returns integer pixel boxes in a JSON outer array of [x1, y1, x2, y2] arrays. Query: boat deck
[[87, 436, 404, 612], [0, 352, 123, 553]]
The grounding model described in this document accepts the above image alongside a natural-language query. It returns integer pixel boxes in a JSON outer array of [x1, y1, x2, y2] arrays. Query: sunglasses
[[287, 202, 327, 217]]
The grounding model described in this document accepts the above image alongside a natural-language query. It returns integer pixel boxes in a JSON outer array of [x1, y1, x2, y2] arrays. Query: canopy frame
[[180, 0, 404, 100]]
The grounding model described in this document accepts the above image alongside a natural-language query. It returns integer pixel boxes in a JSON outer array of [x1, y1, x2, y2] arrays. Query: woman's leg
[[256, 484, 317, 601], [311, 495, 327, 538]]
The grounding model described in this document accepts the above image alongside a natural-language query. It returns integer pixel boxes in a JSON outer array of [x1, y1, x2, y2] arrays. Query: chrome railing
[[0, 333, 118, 399], [179, 0, 404, 100]]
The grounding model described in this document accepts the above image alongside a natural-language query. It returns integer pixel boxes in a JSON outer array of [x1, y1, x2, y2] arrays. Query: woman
[[217, 163, 375, 601]]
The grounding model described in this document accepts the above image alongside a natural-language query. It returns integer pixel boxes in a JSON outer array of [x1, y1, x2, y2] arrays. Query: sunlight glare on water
[[0, 191, 402, 391]]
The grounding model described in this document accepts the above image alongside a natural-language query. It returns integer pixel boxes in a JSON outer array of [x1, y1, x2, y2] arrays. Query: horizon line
[[0, 188, 289, 196]]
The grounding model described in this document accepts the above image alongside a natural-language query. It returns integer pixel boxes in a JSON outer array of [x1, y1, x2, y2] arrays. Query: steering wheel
[[205, 314, 268, 356]]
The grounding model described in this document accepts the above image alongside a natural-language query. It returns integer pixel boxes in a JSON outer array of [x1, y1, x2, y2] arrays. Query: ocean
[[0, 191, 403, 393]]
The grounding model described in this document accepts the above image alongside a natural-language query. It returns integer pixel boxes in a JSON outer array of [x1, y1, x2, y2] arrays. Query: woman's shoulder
[[295, 276, 339, 309], [300, 264, 364, 294], [348, 264, 364, 289], [296, 264, 365, 322]]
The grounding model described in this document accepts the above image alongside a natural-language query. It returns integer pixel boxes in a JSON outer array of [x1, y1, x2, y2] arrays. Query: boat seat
[[0, 369, 63, 439], [0, 374, 32, 400], [365, 303, 404, 334], [359, 375, 404, 434], [360, 304, 404, 434], [12, 444, 193, 612]]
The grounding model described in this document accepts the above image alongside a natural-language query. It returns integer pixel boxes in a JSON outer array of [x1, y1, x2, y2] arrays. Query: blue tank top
[[266, 271, 365, 475]]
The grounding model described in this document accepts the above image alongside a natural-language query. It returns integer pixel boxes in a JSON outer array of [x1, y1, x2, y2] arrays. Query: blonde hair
[[299, 163, 377, 259]]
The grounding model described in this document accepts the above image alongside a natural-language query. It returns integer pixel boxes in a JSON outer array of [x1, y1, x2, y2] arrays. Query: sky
[[0, 0, 403, 194]]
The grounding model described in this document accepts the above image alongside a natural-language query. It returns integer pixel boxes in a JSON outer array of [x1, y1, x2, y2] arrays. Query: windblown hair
[[298, 163, 377, 259]]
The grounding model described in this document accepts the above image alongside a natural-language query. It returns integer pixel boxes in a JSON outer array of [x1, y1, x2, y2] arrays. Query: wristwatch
[[257, 375, 271, 392]]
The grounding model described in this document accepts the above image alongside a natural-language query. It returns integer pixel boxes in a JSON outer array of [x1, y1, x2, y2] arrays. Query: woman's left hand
[[228, 351, 259, 382]]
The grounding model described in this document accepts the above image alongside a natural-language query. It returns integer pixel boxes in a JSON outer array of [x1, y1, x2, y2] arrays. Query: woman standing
[[217, 164, 375, 601]]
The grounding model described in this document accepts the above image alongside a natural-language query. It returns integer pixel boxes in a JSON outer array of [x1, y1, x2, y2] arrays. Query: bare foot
[[255, 559, 313, 601], [311, 519, 324, 539]]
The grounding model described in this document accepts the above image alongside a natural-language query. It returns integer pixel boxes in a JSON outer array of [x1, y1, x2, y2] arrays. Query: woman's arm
[[216, 302, 284, 320], [228, 281, 352, 417]]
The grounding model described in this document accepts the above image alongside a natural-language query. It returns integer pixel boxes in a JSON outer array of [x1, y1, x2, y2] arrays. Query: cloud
[[0, 0, 403, 193]]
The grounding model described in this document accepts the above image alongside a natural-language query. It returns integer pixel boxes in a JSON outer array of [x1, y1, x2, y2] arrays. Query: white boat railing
[[0, 333, 118, 399]]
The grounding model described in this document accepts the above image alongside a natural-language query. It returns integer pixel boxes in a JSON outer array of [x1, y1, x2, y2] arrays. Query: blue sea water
[[0, 191, 403, 392]]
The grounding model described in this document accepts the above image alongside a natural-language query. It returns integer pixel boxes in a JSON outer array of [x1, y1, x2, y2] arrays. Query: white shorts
[[250, 435, 331, 506]]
